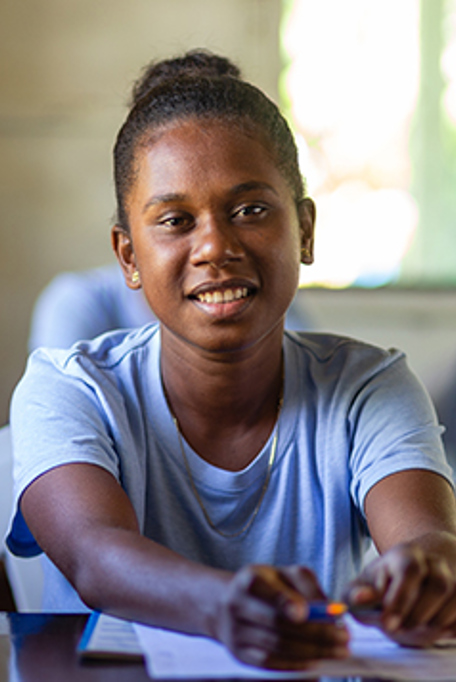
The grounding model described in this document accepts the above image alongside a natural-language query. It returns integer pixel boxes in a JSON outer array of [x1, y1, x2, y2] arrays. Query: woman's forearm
[[71, 526, 233, 637]]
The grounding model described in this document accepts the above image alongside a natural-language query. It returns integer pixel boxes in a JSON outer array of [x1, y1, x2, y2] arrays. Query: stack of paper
[[79, 611, 456, 680]]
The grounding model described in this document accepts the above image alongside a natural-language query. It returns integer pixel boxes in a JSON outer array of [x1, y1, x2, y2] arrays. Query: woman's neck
[[160, 327, 284, 471]]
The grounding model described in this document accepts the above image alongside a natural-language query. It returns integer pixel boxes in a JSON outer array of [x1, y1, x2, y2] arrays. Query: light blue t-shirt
[[7, 325, 452, 611]]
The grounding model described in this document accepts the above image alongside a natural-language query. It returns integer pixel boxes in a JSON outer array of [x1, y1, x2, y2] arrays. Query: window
[[281, 0, 456, 288]]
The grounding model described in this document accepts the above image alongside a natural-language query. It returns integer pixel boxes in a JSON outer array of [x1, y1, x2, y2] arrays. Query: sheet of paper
[[134, 615, 456, 680]]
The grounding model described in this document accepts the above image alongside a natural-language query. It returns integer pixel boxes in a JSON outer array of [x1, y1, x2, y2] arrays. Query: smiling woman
[[6, 50, 456, 671], [113, 118, 311, 359]]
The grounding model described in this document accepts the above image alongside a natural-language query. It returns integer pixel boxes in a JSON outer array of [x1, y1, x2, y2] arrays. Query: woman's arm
[[21, 462, 349, 669], [21, 463, 228, 631], [348, 468, 456, 645]]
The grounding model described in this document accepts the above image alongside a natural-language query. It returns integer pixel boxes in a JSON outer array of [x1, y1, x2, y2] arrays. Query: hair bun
[[130, 49, 241, 106]]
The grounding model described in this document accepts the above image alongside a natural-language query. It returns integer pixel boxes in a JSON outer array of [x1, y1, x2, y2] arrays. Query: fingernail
[[439, 630, 456, 641], [384, 614, 401, 632], [335, 627, 350, 643], [286, 601, 305, 621], [349, 585, 375, 602], [334, 645, 349, 658]]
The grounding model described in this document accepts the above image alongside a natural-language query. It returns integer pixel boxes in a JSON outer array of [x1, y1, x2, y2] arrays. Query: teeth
[[196, 287, 249, 304]]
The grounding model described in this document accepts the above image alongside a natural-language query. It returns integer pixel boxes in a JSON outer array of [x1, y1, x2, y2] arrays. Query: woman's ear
[[298, 198, 316, 265], [111, 225, 141, 289]]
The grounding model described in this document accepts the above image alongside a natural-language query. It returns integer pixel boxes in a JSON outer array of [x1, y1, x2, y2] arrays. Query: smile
[[195, 287, 249, 304]]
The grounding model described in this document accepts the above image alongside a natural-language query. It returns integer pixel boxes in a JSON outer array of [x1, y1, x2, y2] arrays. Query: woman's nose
[[190, 213, 243, 268]]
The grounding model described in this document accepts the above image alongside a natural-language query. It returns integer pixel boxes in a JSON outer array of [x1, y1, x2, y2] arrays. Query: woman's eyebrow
[[229, 181, 278, 197], [142, 182, 277, 214], [143, 193, 188, 213]]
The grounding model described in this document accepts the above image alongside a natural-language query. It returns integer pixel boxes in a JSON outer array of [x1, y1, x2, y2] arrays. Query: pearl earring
[[132, 271, 140, 284]]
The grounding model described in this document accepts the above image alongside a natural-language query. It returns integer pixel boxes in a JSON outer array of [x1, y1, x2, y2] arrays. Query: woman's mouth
[[194, 287, 249, 304]]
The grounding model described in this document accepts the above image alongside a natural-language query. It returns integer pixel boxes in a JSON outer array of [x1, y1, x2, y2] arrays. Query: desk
[[0, 613, 150, 681], [0, 612, 452, 682]]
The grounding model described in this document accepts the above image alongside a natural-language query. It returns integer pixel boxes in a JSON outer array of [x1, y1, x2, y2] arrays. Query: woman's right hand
[[20, 463, 349, 669], [211, 564, 350, 670]]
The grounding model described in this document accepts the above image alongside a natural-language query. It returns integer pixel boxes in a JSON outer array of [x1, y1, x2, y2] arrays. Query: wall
[[2, 1, 456, 427], [293, 288, 456, 404], [0, 0, 282, 423]]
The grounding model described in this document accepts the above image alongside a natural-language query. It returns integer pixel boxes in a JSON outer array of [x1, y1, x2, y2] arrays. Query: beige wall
[[3, 0, 456, 430], [0, 0, 282, 423]]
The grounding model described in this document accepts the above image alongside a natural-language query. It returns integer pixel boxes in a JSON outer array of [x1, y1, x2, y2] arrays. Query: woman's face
[[113, 118, 314, 355]]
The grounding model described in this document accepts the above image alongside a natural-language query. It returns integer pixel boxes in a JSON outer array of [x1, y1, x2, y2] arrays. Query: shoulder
[[12, 324, 161, 444], [284, 330, 405, 377], [58, 322, 159, 369], [282, 331, 418, 416], [23, 323, 160, 388]]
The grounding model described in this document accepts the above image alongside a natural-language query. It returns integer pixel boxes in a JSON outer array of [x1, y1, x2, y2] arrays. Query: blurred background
[[1, 0, 456, 425]]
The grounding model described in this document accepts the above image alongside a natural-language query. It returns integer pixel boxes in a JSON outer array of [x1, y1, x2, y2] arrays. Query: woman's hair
[[129, 51, 241, 107], [114, 49, 305, 231]]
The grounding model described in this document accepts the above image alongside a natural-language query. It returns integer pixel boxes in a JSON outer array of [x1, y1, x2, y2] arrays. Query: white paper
[[134, 615, 456, 680], [80, 613, 143, 659]]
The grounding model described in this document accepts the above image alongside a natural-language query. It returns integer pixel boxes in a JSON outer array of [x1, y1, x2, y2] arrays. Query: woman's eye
[[158, 214, 191, 229], [234, 204, 267, 219]]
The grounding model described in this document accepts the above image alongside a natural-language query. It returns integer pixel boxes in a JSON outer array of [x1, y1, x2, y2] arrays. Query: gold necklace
[[171, 412, 281, 538]]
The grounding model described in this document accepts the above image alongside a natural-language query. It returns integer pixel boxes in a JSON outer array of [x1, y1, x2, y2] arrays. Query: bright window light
[[281, 0, 421, 288]]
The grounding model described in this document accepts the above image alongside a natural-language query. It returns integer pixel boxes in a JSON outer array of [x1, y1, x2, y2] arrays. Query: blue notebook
[[77, 611, 144, 660]]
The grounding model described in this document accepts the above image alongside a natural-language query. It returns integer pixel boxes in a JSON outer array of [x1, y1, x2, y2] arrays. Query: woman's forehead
[[132, 118, 287, 197]]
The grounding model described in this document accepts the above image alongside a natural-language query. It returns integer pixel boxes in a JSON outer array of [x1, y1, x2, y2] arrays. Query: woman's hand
[[212, 564, 350, 669], [346, 542, 456, 646]]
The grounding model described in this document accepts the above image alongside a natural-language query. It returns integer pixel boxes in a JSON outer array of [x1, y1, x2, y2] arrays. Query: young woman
[[7, 51, 456, 670], [27, 54, 311, 353]]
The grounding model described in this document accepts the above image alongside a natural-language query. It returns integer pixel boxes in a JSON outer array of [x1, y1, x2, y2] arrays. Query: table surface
[[0, 611, 442, 682], [0, 613, 150, 682]]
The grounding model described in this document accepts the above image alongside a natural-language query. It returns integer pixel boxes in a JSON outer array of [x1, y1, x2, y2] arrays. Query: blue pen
[[307, 601, 381, 621], [307, 602, 348, 621]]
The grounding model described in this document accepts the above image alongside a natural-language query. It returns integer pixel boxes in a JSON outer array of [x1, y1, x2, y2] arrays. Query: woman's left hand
[[345, 541, 456, 646]]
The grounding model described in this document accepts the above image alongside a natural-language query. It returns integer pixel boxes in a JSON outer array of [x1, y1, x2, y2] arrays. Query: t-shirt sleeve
[[348, 350, 454, 515], [7, 348, 122, 556]]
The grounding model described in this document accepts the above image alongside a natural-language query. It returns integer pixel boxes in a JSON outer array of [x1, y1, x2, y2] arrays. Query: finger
[[230, 593, 280, 630], [345, 558, 391, 608], [400, 557, 454, 629], [234, 604, 347, 639], [429, 588, 456, 631], [377, 547, 427, 632], [265, 613, 350, 640], [346, 547, 424, 632], [345, 583, 381, 611], [279, 566, 327, 602], [231, 621, 349, 669], [234, 645, 317, 671], [233, 605, 352, 642], [245, 566, 312, 622], [276, 566, 328, 622], [225, 566, 304, 629], [344, 564, 389, 625], [236, 644, 347, 671], [234, 620, 349, 655]]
